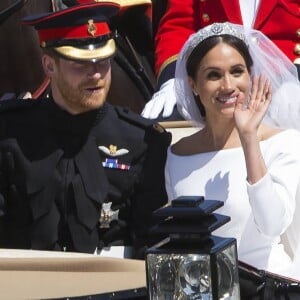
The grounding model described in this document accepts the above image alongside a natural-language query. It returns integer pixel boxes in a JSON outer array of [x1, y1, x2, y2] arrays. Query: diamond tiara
[[185, 22, 248, 59]]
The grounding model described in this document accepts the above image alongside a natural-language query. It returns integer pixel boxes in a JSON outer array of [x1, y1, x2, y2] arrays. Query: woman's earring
[[193, 91, 198, 96]]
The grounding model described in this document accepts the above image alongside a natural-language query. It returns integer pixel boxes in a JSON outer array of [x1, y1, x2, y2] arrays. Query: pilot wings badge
[[98, 144, 129, 157]]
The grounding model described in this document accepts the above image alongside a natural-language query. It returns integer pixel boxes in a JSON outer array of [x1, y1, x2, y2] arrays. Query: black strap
[[0, 0, 28, 25], [113, 31, 155, 101]]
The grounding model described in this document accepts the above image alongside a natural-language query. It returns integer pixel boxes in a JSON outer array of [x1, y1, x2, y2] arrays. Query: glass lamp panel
[[216, 243, 240, 300], [147, 253, 213, 300]]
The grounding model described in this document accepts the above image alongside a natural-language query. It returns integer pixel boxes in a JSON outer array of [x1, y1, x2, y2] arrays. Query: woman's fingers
[[248, 74, 271, 110], [264, 79, 272, 103], [247, 75, 258, 109], [254, 74, 265, 104]]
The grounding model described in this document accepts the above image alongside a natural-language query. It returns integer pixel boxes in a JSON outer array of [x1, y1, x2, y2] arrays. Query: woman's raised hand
[[234, 74, 272, 135]]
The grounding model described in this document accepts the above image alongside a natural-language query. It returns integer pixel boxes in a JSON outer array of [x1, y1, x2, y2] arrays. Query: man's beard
[[56, 71, 110, 114]]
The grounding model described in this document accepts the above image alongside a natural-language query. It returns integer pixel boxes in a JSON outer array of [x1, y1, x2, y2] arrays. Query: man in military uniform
[[0, 1, 171, 258]]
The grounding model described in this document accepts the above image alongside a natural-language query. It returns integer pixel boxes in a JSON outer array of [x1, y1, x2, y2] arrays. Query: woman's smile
[[216, 95, 238, 104]]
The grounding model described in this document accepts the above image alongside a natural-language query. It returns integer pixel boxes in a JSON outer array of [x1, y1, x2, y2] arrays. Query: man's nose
[[87, 62, 103, 79]]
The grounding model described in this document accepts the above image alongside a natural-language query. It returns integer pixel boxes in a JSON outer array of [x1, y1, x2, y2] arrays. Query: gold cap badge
[[87, 19, 97, 37]]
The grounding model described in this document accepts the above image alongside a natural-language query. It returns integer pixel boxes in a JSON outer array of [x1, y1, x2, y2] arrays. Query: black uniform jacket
[[0, 98, 171, 256]]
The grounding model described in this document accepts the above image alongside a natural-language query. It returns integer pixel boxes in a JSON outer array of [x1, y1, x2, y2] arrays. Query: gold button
[[297, 29, 300, 39], [202, 13, 210, 22], [294, 44, 300, 55]]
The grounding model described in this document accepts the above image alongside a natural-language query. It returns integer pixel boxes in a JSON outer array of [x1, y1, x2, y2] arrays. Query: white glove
[[141, 78, 176, 119]]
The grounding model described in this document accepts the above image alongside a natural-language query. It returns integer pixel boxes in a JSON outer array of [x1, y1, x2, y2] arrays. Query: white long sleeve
[[165, 129, 300, 276]]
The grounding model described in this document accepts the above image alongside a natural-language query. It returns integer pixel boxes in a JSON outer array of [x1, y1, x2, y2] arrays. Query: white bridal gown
[[165, 129, 300, 280]]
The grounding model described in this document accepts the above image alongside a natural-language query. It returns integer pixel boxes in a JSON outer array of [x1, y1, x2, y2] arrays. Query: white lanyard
[[239, 0, 261, 28]]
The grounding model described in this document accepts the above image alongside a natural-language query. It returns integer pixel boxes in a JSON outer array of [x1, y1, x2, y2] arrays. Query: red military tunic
[[155, 0, 300, 86]]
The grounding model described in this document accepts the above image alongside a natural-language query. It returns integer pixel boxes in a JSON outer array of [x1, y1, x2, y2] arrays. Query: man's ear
[[42, 54, 55, 77]]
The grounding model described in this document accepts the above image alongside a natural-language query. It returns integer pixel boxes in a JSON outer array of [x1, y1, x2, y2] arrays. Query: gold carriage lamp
[[145, 196, 241, 300], [22, 1, 120, 62]]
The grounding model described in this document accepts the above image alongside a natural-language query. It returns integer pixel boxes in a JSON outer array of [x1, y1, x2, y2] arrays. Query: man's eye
[[70, 64, 84, 70]]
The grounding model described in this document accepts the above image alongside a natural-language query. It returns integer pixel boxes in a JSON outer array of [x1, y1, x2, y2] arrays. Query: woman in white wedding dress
[[165, 22, 300, 280]]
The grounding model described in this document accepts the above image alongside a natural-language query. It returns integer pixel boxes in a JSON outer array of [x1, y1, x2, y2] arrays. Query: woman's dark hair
[[186, 35, 253, 117]]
